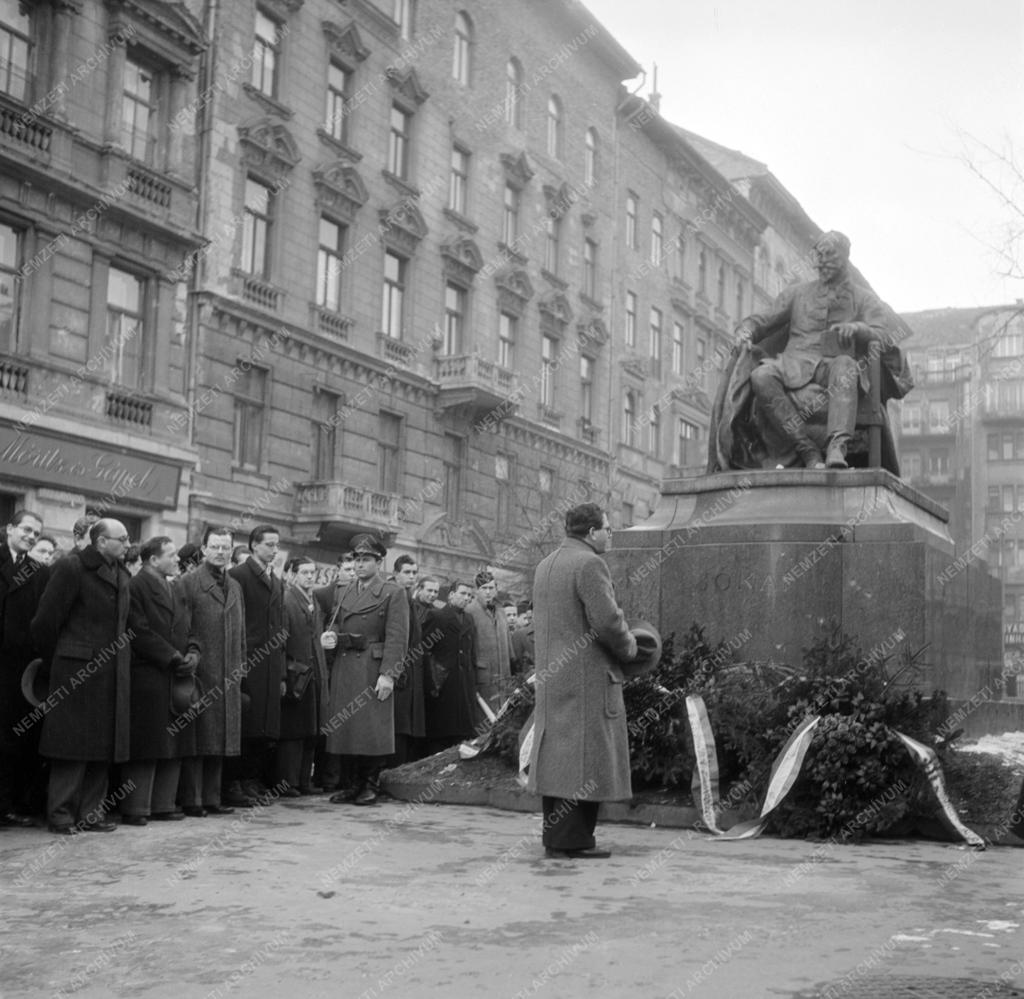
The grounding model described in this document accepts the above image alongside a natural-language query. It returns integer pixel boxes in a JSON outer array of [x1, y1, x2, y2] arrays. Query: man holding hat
[[321, 534, 408, 805], [527, 503, 642, 860]]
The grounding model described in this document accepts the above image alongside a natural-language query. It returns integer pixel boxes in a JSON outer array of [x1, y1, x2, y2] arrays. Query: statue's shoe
[[825, 442, 849, 468]]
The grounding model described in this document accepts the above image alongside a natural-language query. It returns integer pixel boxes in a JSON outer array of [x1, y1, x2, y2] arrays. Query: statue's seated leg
[[817, 355, 859, 469], [750, 364, 824, 469]]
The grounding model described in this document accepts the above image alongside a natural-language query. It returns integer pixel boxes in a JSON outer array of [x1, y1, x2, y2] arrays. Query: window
[[252, 10, 281, 98], [988, 433, 1021, 461], [625, 194, 638, 249], [988, 486, 1001, 511], [670, 233, 686, 283], [242, 178, 274, 278], [325, 61, 351, 143], [498, 312, 516, 368], [443, 433, 463, 517], [233, 364, 267, 469], [312, 389, 341, 480], [122, 57, 156, 163], [675, 418, 699, 465], [452, 11, 471, 85], [624, 291, 637, 348], [378, 412, 402, 493], [647, 405, 661, 458], [393, 0, 414, 41], [671, 321, 684, 376], [649, 307, 662, 371], [540, 335, 557, 409], [105, 267, 145, 388], [0, 222, 20, 352], [583, 239, 598, 299], [501, 184, 520, 245], [381, 251, 406, 339], [0, 1, 29, 101], [505, 59, 523, 128], [546, 95, 562, 158], [928, 400, 950, 433], [623, 391, 639, 448], [735, 277, 745, 321], [584, 128, 598, 186], [539, 467, 554, 512], [717, 262, 726, 309], [901, 403, 922, 434], [580, 355, 594, 422], [698, 247, 708, 294], [994, 326, 1024, 358], [621, 502, 634, 528], [902, 451, 922, 479], [496, 453, 515, 532], [1002, 485, 1016, 512], [388, 104, 411, 180], [695, 338, 707, 387], [443, 282, 465, 355], [448, 146, 469, 215], [544, 216, 560, 275], [651, 213, 663, 267], [928, 449, 950, 478], [316, 217, 346, 313]]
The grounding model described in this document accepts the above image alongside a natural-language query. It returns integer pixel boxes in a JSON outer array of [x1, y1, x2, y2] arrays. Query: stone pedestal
[[607, 470, 1003, 704]]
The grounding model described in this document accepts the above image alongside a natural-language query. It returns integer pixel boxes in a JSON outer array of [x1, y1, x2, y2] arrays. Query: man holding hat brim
[[320, 533, 408, 805], [527, 503, 645, 860]]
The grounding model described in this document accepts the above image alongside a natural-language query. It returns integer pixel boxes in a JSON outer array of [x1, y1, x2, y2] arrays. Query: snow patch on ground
[[956, 732, 1024, 773]]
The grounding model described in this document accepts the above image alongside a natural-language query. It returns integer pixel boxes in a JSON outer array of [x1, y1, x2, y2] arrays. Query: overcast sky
[[582, 0, 1024, 314]]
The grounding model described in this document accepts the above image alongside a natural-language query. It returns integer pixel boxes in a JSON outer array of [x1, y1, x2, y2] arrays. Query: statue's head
[[813, 231, 851, 283]]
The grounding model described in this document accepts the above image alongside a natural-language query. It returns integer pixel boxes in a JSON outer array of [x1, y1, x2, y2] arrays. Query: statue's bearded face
[[815, 243, 847, 283]]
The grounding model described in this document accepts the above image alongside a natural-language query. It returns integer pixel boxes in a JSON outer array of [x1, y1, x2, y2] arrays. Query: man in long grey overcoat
[[175, 526, 245, 815], [527, 503, 637, 859], [321, 534, 408, 806]]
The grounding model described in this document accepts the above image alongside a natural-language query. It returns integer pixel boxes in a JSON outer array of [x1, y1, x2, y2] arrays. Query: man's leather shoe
[[825, 440, 849, 469], [544, 848, 612, 859], [278, 786, 301, 799], [240, 779, 270, 799], [352, 787, 378, 806], [182, 806, 207, 818], [329, 787, 359, 804], [0, 811, 35, 828], [81, 821, 117, 833], [151, 811, 186, 821], [120, 815, 148, 826], [204, 804, 235, 815], [222, 789, 258, 808], [48, 823, 76, 835]]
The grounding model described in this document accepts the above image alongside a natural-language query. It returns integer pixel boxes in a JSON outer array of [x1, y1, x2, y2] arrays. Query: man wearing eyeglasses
[[31, 519, 133, 833]]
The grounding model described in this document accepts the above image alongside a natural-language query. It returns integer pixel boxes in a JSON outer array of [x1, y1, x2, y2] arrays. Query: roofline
[[555, 1, 643, 79]]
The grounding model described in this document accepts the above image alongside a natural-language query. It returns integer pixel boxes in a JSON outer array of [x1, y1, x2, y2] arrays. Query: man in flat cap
[[320, 534, 408, 805]]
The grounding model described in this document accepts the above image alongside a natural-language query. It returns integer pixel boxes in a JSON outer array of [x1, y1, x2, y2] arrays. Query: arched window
[[505, 59, 523, 128], [546, 95, 563, 159], [452, 11, 471, 85], [584, 127, 598, 185]]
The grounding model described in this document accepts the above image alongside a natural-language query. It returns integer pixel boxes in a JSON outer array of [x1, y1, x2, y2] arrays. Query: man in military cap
[[319, 534, 408, 805]]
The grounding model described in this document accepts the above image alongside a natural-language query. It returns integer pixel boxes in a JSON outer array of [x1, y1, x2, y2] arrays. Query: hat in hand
[[21, 658, 49, 708], [620, 621, 663, 679]]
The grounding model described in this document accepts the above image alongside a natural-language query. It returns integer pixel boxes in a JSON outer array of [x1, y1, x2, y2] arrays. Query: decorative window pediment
[[260, 0, 305, 19], [312, 161, 368, 222], [577, 317, 608, 349], [238, 117, 300, 179], [322, 19, 370, 63], [106, 0, 205, 76], [621, 356, 648, 382], [385, 66, 428, 106], [440, 235, 483, 284], [494, 268, 533, 315], [539, 290, 573, 330], [500, 151, 534, 188], [543, 182, 576, 220], [378, 199, 427, 253]]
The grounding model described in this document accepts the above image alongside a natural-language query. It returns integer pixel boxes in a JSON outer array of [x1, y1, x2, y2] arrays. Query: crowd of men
[[0, 508, 536, 833]]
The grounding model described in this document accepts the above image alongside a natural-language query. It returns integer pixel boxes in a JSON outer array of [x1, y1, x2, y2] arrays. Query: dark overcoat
[[176, 563, 244, 757], [393, 588, 426, 739], [280, 585, 328, 741], [526, 537, 637, 802], [127, 565, 194, 760], [0, 549, 49, 752], [229, 559, 287, 740], [319, 575, 408, 756], [31, 547, 132, 763], [422, 605, 479, 741]]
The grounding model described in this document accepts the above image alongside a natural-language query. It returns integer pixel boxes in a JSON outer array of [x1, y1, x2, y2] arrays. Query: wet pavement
[[0, 795, 1022, 998]]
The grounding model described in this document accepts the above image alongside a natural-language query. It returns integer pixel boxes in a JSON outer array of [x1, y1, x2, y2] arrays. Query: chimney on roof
[[649, 63, 661, 113]]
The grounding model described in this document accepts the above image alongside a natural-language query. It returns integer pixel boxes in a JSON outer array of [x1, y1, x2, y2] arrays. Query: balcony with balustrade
[[434, 353, 519, 422], [292, 481, 401, 545]]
